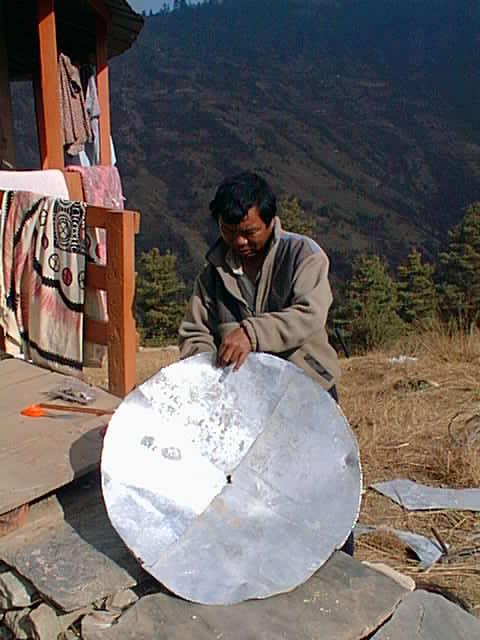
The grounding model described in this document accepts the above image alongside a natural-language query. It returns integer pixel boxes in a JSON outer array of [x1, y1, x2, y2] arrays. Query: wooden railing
[[85, 205, 140, 397], [0, 192, 140, 398]]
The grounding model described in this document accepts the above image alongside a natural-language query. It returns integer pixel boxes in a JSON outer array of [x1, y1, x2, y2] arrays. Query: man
[[178, 171, 340, 400], [179, 172, 354, 555]]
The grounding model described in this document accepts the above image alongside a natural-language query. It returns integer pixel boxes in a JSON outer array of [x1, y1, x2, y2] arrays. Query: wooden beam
[[96, 17, 112, 166], [86, 264, 107, 291], [105, 210, 137, 397], [86, 205, 109, 229], [0, 3, 16, 169], [62, 171, 84, 200], [36, 0, 63, 169], [85, 318, 109, 345]]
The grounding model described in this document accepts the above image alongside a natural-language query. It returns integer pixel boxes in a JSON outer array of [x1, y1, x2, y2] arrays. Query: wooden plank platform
[[0, 358, 120, 516]]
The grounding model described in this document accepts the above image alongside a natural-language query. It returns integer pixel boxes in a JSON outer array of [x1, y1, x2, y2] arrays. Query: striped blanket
[[0, 191, 105, 375]]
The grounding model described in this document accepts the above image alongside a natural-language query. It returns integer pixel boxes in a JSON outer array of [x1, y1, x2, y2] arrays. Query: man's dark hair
[[209, 172, 277, 225]]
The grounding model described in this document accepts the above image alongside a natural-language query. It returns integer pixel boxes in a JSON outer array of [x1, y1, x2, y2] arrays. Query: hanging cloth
[[65, 165, 124, 209], [58, 53, 92, 156], [0, 191, 104, 374]]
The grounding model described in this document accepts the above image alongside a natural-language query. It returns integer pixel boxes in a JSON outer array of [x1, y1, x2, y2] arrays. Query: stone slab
[[81, 552, 408, 640], [370, 590, 480, 639], [0, 481, 147, 611]]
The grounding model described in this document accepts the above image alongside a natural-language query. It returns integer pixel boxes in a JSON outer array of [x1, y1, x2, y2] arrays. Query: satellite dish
[[101, 353, 361, 605]]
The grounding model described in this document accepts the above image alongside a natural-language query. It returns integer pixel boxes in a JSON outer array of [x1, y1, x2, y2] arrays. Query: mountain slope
[[15, 0, 480, 284]]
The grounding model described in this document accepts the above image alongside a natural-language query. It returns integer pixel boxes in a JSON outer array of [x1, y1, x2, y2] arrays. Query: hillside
[[106, 0, 480, 283], [11, 0, 480, 285]]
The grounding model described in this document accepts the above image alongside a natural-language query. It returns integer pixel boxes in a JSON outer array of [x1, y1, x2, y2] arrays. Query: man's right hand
[[216, 327, 252, 370]]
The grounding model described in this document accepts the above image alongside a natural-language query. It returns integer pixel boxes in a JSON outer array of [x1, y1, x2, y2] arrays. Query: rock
[[3, 608, 31, 639], [0, 565, 37, 608], [362, 562, 415, 591], [81, 611, 121, 637], [28, 603, 62, 640], [105, 589, 138, 612], [0, 624, 13, 640], [370, 590, 480, 639], [58, 606, 93, 634]]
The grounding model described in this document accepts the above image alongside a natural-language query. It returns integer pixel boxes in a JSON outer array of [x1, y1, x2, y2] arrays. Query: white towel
[[0, 170, 69, 199]]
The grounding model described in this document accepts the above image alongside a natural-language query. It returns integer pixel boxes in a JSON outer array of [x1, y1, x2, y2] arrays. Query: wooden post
[[96, 16, 112, 165], [0, 3, 16, 169], [105, 211, 136, 396], [36, 0, 63, 169]]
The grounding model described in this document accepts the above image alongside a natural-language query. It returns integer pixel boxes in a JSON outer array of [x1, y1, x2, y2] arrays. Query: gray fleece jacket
[[178, 218, 340, 390]]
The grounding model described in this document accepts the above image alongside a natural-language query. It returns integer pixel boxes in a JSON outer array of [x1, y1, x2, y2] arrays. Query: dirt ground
[[85, 327, 480, 613]]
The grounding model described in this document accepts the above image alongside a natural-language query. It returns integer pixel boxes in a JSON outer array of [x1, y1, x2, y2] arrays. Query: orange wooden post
[[36, 0, 63, 168], [0, 4, 16, 169], [96, 16, 112, 165], [105, 211, 137, 396]]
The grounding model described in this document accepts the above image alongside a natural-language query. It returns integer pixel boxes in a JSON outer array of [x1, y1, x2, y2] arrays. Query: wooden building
[[0, 0, 143, 172], [0, 0, 144, 398]]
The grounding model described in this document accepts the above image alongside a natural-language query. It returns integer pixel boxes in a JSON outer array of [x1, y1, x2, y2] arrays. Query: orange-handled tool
[[21, 403, 115, 418]]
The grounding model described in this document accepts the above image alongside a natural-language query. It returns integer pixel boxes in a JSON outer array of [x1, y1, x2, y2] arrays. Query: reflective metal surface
[[372, 479, 480, 512], [101, 353, 362, 605], [355, 524, 444, 568]]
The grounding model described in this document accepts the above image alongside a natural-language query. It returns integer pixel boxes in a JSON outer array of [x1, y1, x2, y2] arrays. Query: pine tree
[[343, 254, 404, 351], [438, 202, 480, 327], [136, 249, 186, 346], [277, 195, 316, 238], [397, 249, 437, 325]]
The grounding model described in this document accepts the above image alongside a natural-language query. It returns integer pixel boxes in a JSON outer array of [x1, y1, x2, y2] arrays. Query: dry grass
[[340, 325, 480, 613], [84, 346, 180, 389], [85, 326, 480, 611]]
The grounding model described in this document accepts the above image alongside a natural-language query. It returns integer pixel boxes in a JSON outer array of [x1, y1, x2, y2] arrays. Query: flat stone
[[0, 483, 147, 611], [0, 565, 38, 608], [3, 608, 31, 639], [58, 606, 93, 633], [28, 603, 62, 640], [370, 590, 480, 639], [79, 552, 408, 640], [82, 611, 121, 638], [105, 589, 138, 612], [361, 562, 415, 591]]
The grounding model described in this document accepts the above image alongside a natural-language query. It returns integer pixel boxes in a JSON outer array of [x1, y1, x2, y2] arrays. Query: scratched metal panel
[[101, 353, 362, 605]]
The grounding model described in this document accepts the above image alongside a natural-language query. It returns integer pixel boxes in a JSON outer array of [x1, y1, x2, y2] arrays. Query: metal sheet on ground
[[0, 358, 119, 515], [370, 590, 480, 639], [0, 482, 147, 611], [102, 353, 362, 605], [372, 479, 480, 512], [81, 553, 408, 640]]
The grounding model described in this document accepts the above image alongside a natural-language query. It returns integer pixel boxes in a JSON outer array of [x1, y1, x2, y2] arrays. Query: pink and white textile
[[0, 191, 106, 374]]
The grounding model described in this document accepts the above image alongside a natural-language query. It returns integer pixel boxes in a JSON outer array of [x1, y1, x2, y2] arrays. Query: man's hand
[[216, 326, 252, 370]]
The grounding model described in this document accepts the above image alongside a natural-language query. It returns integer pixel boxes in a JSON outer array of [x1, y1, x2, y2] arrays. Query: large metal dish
[[101, 353, 361, 605]]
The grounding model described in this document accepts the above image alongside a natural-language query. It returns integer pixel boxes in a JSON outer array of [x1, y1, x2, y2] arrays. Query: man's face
[[219, 206, 274, 260]]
